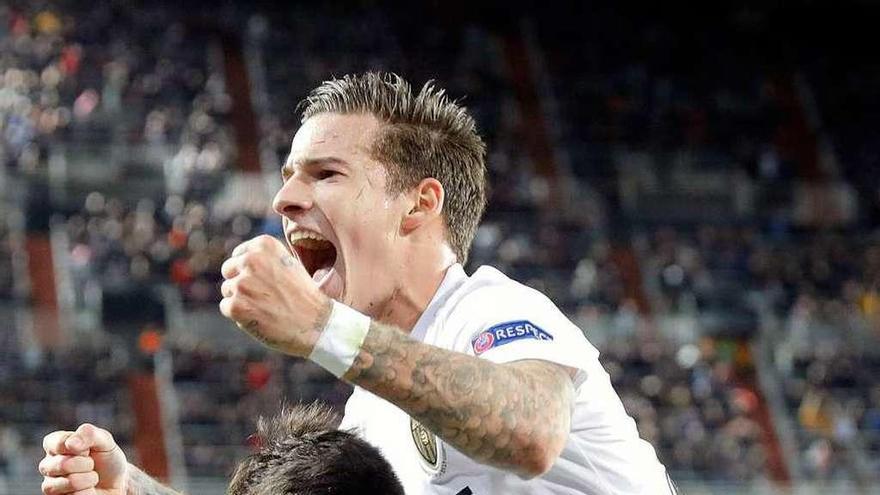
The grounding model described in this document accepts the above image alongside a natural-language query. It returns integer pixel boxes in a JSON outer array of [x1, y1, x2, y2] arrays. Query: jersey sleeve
[[454, 283, 600, 388]]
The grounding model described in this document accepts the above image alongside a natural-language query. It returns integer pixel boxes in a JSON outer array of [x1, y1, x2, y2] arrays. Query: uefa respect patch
[[471, 320, 554, 355]]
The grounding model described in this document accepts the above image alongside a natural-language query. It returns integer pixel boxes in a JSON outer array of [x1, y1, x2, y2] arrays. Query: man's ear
[[401, 178, 444, 232]]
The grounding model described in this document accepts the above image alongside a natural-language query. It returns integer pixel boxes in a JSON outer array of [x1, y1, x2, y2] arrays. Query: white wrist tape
[[309, 301, 371, 378]]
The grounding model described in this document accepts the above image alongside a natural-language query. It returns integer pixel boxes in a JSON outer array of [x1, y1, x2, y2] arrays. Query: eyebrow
[[281, 156, 350, 175]]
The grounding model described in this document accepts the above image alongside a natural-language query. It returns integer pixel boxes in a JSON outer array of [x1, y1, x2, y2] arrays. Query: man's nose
[[272, 178, 313, 217]]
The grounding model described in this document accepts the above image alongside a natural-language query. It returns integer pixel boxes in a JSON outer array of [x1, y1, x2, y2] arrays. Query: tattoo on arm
[[126, 464, 184, 495], [240, 301, 332, 356], [343, 321, 575, 475], [239, 319, 279, 348]]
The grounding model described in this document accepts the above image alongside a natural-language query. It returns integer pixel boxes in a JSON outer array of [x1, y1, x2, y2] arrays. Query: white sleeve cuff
[[309, 301, 371, 378]]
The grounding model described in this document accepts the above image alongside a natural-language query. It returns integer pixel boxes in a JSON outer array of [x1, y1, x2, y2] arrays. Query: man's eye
[[318, 170, 340, 180]]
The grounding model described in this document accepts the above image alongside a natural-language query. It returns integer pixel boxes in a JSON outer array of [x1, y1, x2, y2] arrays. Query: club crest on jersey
[[471, 320, 553, 355], [410, 418, 446, 477]]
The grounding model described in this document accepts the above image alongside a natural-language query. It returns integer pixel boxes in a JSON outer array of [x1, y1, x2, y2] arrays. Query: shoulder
[[441, 266, 598, 364], [454, 265, 560, 317]]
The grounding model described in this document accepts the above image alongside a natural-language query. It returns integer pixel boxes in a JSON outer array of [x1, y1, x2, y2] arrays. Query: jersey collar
[[409, 263, 468, 342]]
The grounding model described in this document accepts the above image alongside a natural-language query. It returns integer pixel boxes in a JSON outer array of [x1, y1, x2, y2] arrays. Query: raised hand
[[39, 423, 127, 495], [219, 235, 332, 357]]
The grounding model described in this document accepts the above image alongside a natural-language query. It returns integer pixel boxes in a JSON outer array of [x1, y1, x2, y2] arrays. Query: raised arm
[[219, 235, 576, 478], [344, 321, 575, 478]]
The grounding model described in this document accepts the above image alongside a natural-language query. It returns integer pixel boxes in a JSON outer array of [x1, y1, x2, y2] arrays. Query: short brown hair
[[300, 72, 487, 263], [227, 402, 403, 495]]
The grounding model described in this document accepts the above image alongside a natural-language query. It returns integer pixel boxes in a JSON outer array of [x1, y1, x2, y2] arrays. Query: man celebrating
[[41, 73, 673, 494]]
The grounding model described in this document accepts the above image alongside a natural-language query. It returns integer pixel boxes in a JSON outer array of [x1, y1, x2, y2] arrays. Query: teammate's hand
[[39, 423, 127, 495], [219, 234, 331, 357]]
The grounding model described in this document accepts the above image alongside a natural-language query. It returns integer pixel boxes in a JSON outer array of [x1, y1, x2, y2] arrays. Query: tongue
[[313, 266, 333, 283], [313, 266, 343, 300]]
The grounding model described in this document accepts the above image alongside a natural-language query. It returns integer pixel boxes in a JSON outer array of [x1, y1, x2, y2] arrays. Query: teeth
[[288, 230, 330, 249]]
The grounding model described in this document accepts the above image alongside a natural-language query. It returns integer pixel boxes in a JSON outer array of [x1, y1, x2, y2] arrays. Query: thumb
[[65, 423, 117, 455], [66, 423, 128, 490]]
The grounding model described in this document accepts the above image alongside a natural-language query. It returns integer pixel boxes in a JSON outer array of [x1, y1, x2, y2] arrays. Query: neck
[[371, 247, 458, 332]]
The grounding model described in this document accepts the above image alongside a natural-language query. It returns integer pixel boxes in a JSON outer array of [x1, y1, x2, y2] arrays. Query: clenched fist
[[39, 424, 127, 495], [219, 235, 332, 356]]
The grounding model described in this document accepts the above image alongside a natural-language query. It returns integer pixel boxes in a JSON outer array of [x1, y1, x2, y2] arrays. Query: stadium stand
[[2, 2, 879, 494]]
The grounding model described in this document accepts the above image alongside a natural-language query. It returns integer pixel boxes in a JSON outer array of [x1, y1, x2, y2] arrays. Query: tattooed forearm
[[126, 464, 184, 495], [343, 321, 575, 477]]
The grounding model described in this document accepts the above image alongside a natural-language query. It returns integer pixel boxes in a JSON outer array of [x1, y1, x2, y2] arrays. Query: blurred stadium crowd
[[1, 2, 878, 494]]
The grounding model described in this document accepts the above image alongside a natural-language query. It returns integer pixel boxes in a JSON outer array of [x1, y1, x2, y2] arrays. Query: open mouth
[[287, 230, 338, 285]]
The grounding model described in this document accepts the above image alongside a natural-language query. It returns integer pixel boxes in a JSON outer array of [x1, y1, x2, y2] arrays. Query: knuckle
[[42, 477, 64, 495], [229, 301, 249, 319], [38, 456, 50, 475], [231, 242, 249, 257], [43, 431, 71, 453], [76, 423, 95, 436], [223, 258, 239, 273], [54, 457, 71, 475], [248, 253, 264, 269], [43, 456, 62, 476], [239, 253, 252, 269], [237, 273, 248, 285]]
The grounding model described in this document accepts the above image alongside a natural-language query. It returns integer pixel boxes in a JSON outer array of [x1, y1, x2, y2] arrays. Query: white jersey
[[340, 264, 673, 495]]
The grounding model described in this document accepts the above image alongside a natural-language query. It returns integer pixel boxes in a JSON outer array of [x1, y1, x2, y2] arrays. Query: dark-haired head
[[227, 402, 404, 495]]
